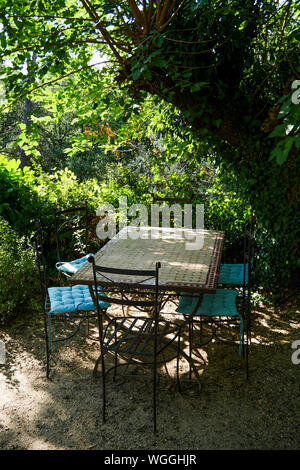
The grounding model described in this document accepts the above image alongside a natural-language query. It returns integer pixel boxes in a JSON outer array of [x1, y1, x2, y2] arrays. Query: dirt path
[[0, 295, 300, 450]]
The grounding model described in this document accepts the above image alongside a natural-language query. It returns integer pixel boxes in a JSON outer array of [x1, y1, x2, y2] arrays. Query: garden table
[[69, 226, 224, 384], [69, 226, 224, 294]]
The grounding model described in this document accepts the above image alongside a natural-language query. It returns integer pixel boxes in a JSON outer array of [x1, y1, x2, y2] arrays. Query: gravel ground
[[0, 293, 300, 451]]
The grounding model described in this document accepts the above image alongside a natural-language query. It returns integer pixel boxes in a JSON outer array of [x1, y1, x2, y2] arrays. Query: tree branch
[[164, 36, 215, 44], [252, 45, 297, 99], [156, 1, 162, 28], [279, 0, 292, 43], [147, 0, 154, 24], [1, 39, 107, 58], [8, 14, 95, 22], [1, 62, 112, 112], [80, 0, 124, 65], [157, 0, 171, 29], [127, 0, 145, 25], [158, 1, 186, 32], [142, 0, 150, 35]]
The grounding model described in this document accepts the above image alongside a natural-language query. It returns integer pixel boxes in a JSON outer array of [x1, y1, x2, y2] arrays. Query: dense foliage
[[0, 0, 299, 296], [0, 216, 38, 323]]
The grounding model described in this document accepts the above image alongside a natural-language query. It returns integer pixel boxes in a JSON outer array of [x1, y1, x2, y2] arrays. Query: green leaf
[[269, 124, 287, 138], [143, 68, 152, 81], [278, 138, 294, 165], [152, 57, 167, 68], [132, 68, 142, 80], [190, 82, 208, 93], [0, 34, 7, 49]]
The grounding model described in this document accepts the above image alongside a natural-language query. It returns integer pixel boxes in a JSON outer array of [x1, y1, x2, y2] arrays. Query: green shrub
[[149, 171, 251, 263], [1, 153, 295, 291], [0, 155, 41, 235], [0, 217, 39, 324], [201, 191, 251, 262]]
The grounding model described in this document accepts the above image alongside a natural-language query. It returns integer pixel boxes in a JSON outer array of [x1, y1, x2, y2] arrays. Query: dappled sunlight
[[1, 292, 300, 449], [253, 302, 300, 347], [270, 328, 290, 335]]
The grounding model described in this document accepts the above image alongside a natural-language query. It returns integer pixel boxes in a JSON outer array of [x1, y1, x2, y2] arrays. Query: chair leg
[[101, 352, 106, 423], [176, 329, 182, 392], [188, 319, 193, 380], [246, 345, 249, 380], [113, 321, 117, 382], [241, 318, 245, 359], [45, 348, 50, 379], [153, 360, 157, 433], [200, 317, 203, 342], [43, 313, 50, 379], [246, 318, 250, 380], [93, 354, 101, 378], [86, 316, 90, 337], [94, 309, 107, 423], [179, 347, 202, 392]]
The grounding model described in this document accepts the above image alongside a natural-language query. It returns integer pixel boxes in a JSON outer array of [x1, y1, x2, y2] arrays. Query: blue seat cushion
[[176, 289, 243, 355], [176, 289, 239, 317], [48, 284, 110, 313], [218, 263, 248, 285], [56, 254, 94, 274]]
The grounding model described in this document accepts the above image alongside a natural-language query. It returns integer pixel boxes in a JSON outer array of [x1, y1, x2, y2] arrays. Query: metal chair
[[151, 194, 192, 205], [150, 194, 194, 229], [88, 256, 199, 433], [218, 214, 256, 287], [31, 225, 109, 378], [53, 202, 93, 279], [176, 231, 255, 379]]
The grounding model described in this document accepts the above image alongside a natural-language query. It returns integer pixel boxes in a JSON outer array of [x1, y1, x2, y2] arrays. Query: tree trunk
[[19, 54, 37, 170]]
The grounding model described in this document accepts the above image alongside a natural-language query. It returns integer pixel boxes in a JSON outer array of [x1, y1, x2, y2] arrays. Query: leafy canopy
[[0, 0, 299, 286]]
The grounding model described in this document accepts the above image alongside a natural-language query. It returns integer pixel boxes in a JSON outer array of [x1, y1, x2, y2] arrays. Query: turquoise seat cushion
[[176, 289, 239, 317], [48, 284, 110, 313], [56, 254, 94, 274], [218, 263, 248, 285], [176, 289, 243, 355]]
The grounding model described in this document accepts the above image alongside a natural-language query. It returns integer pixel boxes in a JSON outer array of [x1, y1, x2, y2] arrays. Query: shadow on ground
[[0, 292, 299, 450]]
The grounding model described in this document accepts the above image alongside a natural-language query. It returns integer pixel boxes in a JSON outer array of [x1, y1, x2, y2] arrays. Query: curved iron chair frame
[[151, 194, 193, 205], [183, 300, 248, 369], [182, 228, 255, 379], [88, 256, 201, 433], [53, 202, 89, 280], [150, 194, 194, 230], [216, 219, 256, 370], [218, 213, 256, 286], [31, 224, 100, 378]]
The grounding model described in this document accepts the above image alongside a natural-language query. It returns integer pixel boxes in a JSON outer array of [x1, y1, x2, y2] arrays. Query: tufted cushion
[[48, 284, 110, 313], [56, 254, 94, 274], [218, 263, 248, 285]]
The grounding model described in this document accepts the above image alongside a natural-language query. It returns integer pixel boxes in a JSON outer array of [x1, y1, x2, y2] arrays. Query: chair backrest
[[241, 227, 255, 319], [30, 222, 49, 298], [244, 212, 256, 270], [53, 202, 89, 262], [150, 194, 194, 228], [151, 194, 192, 205], [88, 256, 161, 320]]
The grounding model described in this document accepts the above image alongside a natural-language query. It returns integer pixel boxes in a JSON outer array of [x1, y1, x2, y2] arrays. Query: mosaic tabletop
[[70, 226, 224, 293]]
